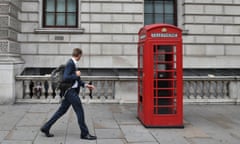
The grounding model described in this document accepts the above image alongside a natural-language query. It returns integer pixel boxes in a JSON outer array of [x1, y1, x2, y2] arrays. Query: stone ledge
[[15, 98, 129, 104], [16, 98, 61, 104], [184, 99, 236, 104], [16, 98, 238, 104], [34, 28, 85, 34]]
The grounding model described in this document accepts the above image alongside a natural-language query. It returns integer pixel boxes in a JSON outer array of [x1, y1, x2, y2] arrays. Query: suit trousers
[[42, 88, 89, 136]]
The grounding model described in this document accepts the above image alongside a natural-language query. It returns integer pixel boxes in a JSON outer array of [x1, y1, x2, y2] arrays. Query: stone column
[[229, 79, 240, 105], [0, 0, 24, 104]]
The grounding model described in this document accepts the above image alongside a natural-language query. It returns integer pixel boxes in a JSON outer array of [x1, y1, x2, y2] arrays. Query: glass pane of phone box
[[153, 45, 176, 114]]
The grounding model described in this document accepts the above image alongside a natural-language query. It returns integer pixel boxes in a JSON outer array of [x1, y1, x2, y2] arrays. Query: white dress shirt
[[71, 57, 78, 88]]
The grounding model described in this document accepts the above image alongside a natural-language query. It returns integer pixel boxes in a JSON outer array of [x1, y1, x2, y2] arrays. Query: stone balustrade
[[16, 75, 240, 104], [15, 75, 127, 103], [183, 76, 240, 104]]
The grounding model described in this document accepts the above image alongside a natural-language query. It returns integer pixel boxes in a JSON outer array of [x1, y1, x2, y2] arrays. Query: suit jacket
[[63, 59, 85, 94]]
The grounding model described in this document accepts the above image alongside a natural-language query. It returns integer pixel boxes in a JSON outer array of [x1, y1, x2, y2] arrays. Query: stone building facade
[[0, 0, 23, 104], [1, 0, 240, 104]]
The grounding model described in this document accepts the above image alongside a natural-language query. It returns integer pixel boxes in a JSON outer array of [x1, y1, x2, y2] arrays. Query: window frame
[[42, 0, 79, 28], [144, 0, 177, 26]]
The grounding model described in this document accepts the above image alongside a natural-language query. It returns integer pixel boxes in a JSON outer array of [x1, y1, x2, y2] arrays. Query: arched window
[[144, 0, 177, 25], [43, 0, 78, 28]]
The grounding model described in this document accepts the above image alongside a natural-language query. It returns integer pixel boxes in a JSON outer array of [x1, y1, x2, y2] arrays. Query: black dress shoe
[[40, 127, 54, 137], [81, 134, 97, 140]]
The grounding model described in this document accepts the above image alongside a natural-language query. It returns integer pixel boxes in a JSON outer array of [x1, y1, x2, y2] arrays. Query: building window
[[43, 0, 78, 28], [144, 0, 177, 25]]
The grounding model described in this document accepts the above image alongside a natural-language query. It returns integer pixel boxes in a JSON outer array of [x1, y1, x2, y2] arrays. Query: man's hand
[[86, 84, 95, 90], [76, 71, 81, 76]]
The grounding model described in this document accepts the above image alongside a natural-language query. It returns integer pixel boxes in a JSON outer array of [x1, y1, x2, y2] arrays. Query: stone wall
[[0, 0, 21, 57], [19, 0, 142, 68], [18, 0, 240, 69], [182, 0, 240, 68], [0, 0, 24, 104]]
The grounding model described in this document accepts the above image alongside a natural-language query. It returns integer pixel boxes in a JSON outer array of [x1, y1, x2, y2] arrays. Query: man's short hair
[[72, 48, 82, 57]]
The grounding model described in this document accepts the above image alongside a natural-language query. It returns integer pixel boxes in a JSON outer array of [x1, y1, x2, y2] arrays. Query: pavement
[[0, 103, 240, 144]]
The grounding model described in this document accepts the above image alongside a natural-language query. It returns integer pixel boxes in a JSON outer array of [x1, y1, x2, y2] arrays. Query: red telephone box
[[137, 24, 183, 128]]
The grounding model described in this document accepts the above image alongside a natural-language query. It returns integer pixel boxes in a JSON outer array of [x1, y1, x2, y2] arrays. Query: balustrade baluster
[[202, 81, 209, 99], [25, 80, 31, 99], [104, 80, 109, 99], [189, 81, 196, 99], [92, 81, 97, 99], [100, 81, 106, 102], [112, 80, 115, 99], [48, 80, 53, 98], [216, 81, 223, 99], [39, 81, 45, 99], [209, 81, 217, 99], [99, 81, 104, 99], [96, 81, 101, 100], [55, 88, 61, 100], [43, 80, 49, 99], [183, 81, 189, 99], [107, 81, 113, 99], [82, 87, 86, 99], [196, 81, 203, 99], [48, 81, 54, 99], [223, 81, 229, 98]]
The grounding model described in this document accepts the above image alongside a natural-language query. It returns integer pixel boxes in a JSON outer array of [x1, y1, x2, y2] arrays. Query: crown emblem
[[161, 28, 167, 33]]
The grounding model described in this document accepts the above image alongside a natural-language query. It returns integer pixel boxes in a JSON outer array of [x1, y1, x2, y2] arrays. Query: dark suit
[[42, 59, 89, 136]]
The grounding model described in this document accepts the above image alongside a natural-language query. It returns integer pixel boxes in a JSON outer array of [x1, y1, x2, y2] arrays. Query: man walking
[[41, 48, 97, 140]]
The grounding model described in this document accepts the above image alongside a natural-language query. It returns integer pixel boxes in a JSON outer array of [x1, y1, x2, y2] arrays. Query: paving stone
[[41, 107, 70, 144], [123, 104, 138, 113], [181, 124, 209, 138], [85, 104, 114, 120], [28, 104, 56, 113], [0, 105, 31, 113], [120, 125, 156, 143], [52, 110, 70, 131], [93, 119, 119, 129], [114, 112, 140, 125], [0, 110, 26, 131], [16, 113, 46, 127], [34, 134, 65, 144], [66, 118, 96, 144], [1, 140, 33, 144], [45, 105, 61, 120], [95, 129, 124, 139], [108, 104, 124, 113], [0, 131, 9, 141], [65, 133, 96, 144], [209, 132, 240, 144], [67, 108, 95, 135], [4, 127, 38, 141], [184, 105, 240, 144], [0, 104, 240, 144], [187, 138, 225, 144], [66, 109, 80, 134], [150, 129, 189, 144], [0, 111, 5, 117], [97, 139, 125, 144], [229, 131, 240, 141], [85, 119, 95, 135], [129, 142, 159, 144]]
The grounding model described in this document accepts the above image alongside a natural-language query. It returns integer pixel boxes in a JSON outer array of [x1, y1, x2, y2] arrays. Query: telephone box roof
[[138, 23, 182, 34]]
